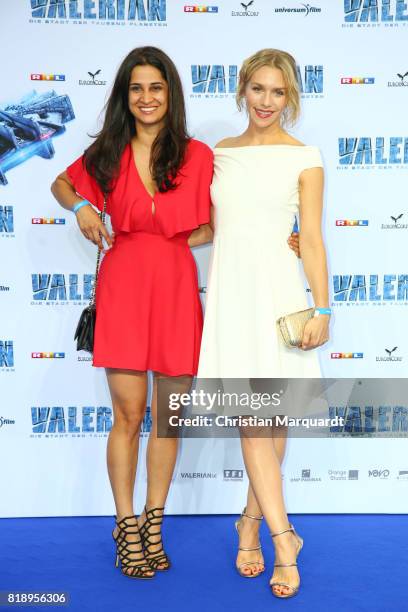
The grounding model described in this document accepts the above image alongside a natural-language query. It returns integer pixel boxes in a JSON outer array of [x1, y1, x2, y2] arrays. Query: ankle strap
[[144, 506, 165, 518], [271, 525, 294, 538], [242, 507, 263, 521], [115, 514, 137, 525]]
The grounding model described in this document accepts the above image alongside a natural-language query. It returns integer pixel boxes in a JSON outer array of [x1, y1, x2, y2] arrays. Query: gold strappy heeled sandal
[[234, 507, 265, 578], [269, 523, 303, 598]]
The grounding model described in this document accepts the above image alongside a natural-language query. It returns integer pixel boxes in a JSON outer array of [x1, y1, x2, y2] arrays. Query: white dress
[[197, 144, 324, 380]]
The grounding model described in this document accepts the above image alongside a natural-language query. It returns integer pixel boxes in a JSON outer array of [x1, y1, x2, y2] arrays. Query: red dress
[[66, 139, 213, 376]]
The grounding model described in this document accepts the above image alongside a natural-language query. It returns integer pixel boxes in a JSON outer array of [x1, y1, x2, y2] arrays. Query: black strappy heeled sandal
[[112, 514, 155, 579], [139, 506, 171, 571]]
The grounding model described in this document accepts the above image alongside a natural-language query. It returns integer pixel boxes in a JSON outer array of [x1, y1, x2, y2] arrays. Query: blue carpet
[[0, 515, 406, 612]]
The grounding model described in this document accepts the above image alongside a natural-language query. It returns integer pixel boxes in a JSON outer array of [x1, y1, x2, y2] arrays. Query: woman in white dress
[[197, 49, 330, 598]]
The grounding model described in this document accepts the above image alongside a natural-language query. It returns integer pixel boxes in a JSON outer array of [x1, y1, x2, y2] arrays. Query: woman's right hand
[[75, 204, 113, 250]]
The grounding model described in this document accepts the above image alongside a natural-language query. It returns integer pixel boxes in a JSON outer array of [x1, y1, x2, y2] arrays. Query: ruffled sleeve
[[66, 154, 106, 212], [155, 139, 214, 239]]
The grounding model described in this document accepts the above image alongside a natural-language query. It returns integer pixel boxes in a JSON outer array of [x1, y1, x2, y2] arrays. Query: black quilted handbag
[[74, 197, 106, 353]]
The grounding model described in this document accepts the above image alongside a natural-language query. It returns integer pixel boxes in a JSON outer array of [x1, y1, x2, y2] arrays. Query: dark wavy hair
[[84, 46, 189, 194]]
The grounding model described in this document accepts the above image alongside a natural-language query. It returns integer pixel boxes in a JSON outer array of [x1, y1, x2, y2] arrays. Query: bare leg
[[138, 373, 193, 569], [237, 426, 287, 576], [240, 425, 300, 596], [106, 368, 154, 577]]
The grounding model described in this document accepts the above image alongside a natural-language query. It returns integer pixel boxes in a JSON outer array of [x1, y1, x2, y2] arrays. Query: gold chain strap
[[89, 196, 107, 307]]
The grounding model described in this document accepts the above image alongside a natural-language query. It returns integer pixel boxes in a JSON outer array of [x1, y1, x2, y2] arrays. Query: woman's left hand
[[300, 315, 330, 350]]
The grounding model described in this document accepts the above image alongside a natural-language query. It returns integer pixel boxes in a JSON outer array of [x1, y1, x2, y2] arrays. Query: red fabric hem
[[92, 360, 197, 377]]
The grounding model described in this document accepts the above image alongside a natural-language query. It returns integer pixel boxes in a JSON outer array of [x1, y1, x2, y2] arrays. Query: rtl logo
[[31, 74, 65, 81], [32, 218, 65, 225]]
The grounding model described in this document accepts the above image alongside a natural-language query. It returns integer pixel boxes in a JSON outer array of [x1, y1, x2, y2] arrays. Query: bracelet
[[72, 200, 91, 214], [314, 307, 332, 317]]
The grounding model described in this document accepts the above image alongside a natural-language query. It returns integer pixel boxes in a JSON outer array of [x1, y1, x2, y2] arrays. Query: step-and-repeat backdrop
[[1, 1, 407, 517]]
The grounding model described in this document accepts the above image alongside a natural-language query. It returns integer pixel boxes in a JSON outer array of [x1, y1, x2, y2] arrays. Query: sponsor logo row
[[1, 404, 407, 436], [0, 274, 407, 307], [28, 68, 408, 92], [28, 1, 408, 25], [0, 346, 404, 364], [3, 211, 408, 232]]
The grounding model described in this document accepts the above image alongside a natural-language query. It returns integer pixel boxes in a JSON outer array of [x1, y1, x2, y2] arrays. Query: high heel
[[269, 524, 303, 598], [234, 507, 264, 578], [112, 515, 155, 579], [139, 506, 171, 571]]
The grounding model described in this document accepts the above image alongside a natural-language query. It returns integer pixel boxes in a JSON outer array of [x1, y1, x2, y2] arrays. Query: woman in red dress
[[51, 47, 213, 579]]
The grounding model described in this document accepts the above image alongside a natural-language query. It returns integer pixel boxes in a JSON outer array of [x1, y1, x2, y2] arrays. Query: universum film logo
[[0, 416, 15, 430], [337, 137, 408, 170], [275, 3, 321, 16], [0, 206, 15, 237], [31, 406, 113, 438], [343, 0, 408, 28], [331, 274, 408, 307], [0, 341, 14, 372], [29, 0, 167, 27], [31, 273, 95, 306]]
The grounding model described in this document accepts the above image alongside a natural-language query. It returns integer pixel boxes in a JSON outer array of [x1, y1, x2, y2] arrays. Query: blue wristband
[[314, 307, 332, 317], [72, 200, 91, 214]]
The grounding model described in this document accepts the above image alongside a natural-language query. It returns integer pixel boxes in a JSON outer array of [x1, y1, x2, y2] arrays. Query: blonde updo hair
[[236, 48, 301, 127]]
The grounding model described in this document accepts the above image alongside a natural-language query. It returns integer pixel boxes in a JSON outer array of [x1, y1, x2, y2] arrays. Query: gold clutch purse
[[276, 308, 315, 348]]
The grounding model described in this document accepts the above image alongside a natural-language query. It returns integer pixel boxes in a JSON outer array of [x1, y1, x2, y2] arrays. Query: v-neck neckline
[[129, 142, 158, 201]]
